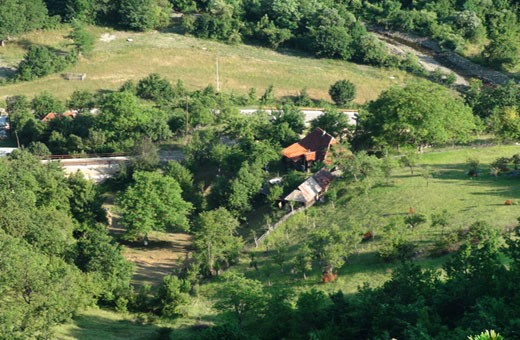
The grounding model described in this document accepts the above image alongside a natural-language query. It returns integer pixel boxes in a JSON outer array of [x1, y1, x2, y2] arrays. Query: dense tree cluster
[[180, 0, 396, 68], [358, 81, 476, 150], [465, 80, 520, 141], [0, 150, 132, 337], [176, 0, 520, 71]]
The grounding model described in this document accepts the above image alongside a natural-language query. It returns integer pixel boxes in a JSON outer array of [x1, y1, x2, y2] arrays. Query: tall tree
[[215, 272, 266, 327], [361, 82, 476, 150], [117, 170, 192, 241], [67, 19, 95, 56], [194, 207, 243, 276]]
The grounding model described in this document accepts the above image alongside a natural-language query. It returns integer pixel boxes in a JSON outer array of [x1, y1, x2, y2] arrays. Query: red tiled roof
[[42, 112, 57, 122], [282, 143, 308, 159], [42, 111, 77, 122], [282, 128, 336, 163]]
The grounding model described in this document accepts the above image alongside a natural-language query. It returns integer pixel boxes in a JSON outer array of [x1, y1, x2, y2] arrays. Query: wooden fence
[[253, 202, 315, 247]]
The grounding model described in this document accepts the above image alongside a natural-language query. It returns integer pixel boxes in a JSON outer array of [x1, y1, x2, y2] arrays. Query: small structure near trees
[[284, 168, 334, 208], [63, 73, 87, 81]]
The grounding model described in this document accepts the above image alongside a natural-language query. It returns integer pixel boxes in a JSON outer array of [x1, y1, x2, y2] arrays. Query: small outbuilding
[[284, 168, 334, 208]]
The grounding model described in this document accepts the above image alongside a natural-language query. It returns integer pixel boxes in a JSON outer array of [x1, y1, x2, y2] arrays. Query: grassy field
[[241, 144, 520, 293], [0, 26, 417, 104], [54, 144, 519, 339]]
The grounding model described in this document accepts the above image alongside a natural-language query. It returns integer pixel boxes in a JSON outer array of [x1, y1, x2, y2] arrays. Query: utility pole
[[14, 131, 20, 148], [185, 96, 189, 140], [216, 54, 220, 93]]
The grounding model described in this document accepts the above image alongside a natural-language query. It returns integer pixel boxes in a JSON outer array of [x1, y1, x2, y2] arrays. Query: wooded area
[[0, 1, 519, 339]]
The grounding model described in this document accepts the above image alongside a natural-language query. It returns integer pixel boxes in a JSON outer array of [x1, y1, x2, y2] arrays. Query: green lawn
[[230, 144, 520, 295], [1, 26, 417, 104], [54, 308, 167, 340], [54, 144, 519, 338]]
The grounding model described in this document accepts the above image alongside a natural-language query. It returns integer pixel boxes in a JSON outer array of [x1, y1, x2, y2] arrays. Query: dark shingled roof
[[313, 168, 334, 189], [282, 128, 336, 163]]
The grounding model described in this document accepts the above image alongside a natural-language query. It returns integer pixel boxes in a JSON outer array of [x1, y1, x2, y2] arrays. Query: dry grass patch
[[1, 26, 417, 104]]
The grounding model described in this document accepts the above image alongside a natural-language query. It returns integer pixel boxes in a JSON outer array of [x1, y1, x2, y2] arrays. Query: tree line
[[2, 1, 518, 73], [0, 150, 132, 337]]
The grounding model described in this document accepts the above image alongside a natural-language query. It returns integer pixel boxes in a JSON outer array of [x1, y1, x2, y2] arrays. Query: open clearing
[[0, 26, 417, 104], [122, 232, 192, 287], [104, 197, 192, 287]]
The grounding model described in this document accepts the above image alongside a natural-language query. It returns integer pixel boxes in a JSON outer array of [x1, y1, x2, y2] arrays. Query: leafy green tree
[[227, 161, 265, 215], [484, 10, 520, 71], [266, 184, 283, 206], [215, 272, 266, 327], [295, 87, 313, 107], [310, 108, 351, 138], [194, 208, 243, 276], [361, 82, 476, 150], [67, 19, 94, 56], [254, 15, 292, 48], [260, 85, 275, 105], [117, 171, 192, 241], [136, 73, 174, 102], [307, 223, 359, 273], [329, 79, 356, 106], [164, 161, 195, 201], [98, 91, 170, 150], [67, 171, 106, 223], [381, 154, 398, 184], [490, 106, 520, 141], [130, 137, 160, 171], [74, 224, 133, 303], [431, 209, 451, 236], [31, 91, 65, 119], [0, 0, 48, 40], [16, 46, 62, 81], [157, 275, 191, 317], [399, 151, 419, 175], [0, 234, 92, 338], [421, 166, 433, 186], [67, 90, 96, 111], [27, 141, 51, 158], [309, 8, 352, 60], [119, 0, 173, 31], [337, 151, 380, 182], [295, 245, 313, 279], [404, 213, 427, 231]]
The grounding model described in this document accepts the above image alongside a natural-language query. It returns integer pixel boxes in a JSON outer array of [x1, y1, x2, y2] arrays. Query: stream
[[371, 28, 512, 86]]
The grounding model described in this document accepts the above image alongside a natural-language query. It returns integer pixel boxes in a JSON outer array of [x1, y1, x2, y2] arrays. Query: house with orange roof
[[282, 128, 337, 171], [42, 110, 77, 123]]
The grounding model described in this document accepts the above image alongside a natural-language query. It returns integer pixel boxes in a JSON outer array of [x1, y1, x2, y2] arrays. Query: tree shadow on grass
[[60, 313, 169, 340], [14, 39, 69, 55], [0, 66, 16, 78]]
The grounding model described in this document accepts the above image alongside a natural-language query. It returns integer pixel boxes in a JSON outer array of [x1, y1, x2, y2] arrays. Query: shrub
[[136, 73, 174, 102], [491, 157, 511, 173], [329, 79, 356, 107], [16, 46, 75, 81], [158, 275, 191, 317]]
